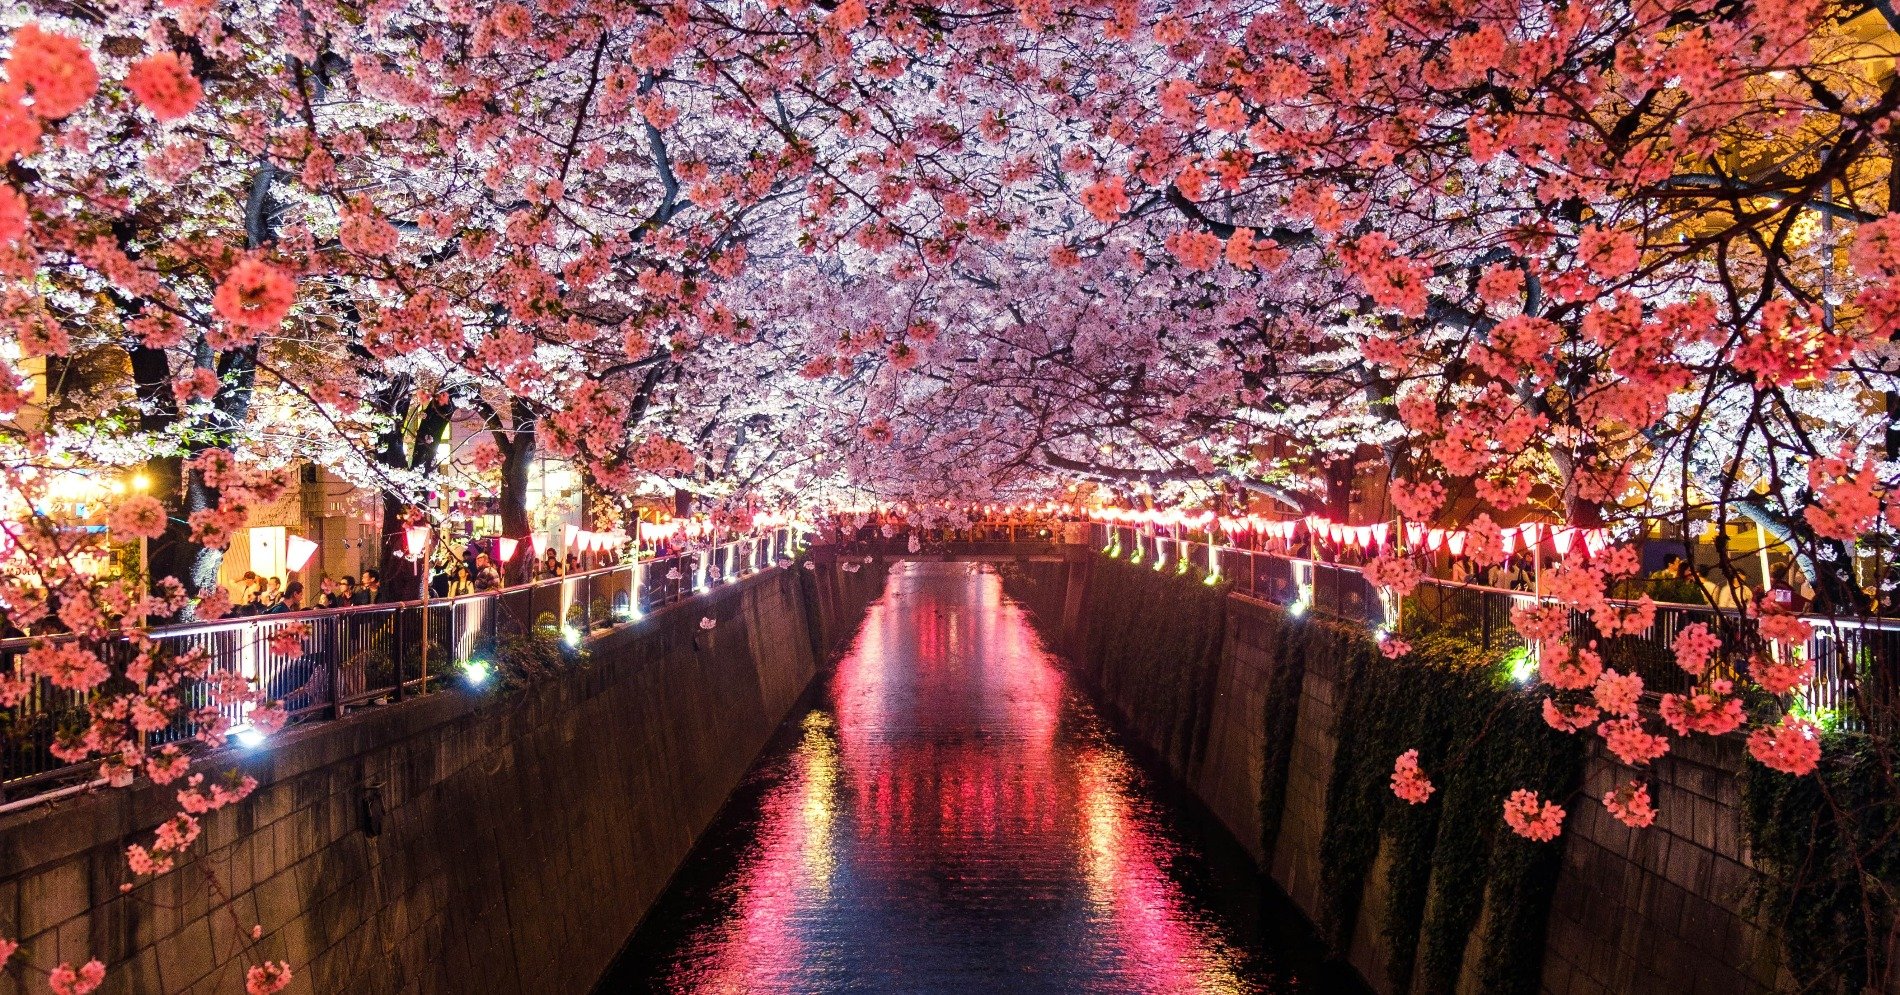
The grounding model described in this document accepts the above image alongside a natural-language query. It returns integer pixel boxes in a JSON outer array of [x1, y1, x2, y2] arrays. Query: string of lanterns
[[1086, 507, 1615, 559]]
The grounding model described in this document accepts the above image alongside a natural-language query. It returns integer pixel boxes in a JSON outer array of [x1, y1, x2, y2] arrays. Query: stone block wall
[[1542, 736, 1782, 995], [0, 559, 888, 995], [1192, 605, 1276, 866], [1013, 558, 1807, 995], [1266, 614, 1346, 921]]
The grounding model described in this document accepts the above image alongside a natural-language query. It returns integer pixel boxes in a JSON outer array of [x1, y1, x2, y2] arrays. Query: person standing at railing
[[352, 570, 379, 606], [1766, 561, 1813, 614], [474, 553, 502, 591], [1449, 556, 1472, 584], [447, 566, 475, 598], [267, 582, 304, 614], [235, 570, 262, 608], [1696, 568, 1753, 610], [324, 576, 355, 608]]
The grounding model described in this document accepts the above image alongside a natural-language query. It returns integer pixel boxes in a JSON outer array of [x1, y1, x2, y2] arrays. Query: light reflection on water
[[600, 561, 1353, 994]]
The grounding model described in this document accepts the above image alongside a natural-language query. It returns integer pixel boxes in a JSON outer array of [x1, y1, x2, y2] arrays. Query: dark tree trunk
[[125, 339, 258, 609], [374, 391, 455, 602], [1325, 458, 1356, 521], [494, 397, 537, 584]]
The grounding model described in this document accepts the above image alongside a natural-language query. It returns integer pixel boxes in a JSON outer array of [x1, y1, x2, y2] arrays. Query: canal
[[598, 560, 1359, 994]]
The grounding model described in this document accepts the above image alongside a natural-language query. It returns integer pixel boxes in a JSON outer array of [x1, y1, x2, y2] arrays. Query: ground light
[[1503, 645, 1536, 684], [463, 659, 493, 686], [233, 726, 267, 749], [563, 625, 581, 648]]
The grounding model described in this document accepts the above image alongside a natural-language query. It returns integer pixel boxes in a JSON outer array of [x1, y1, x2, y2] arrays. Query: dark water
[[598, 561, 1359, 994]]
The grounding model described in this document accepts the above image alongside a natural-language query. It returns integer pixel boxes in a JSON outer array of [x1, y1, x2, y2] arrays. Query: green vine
[[1742, 729, 1900, 992], [1009, 553, 1584, 994], [1254, 608, 1307, 857], [1315, 623, 1582, 994], [1076, 555, 1227, 775]]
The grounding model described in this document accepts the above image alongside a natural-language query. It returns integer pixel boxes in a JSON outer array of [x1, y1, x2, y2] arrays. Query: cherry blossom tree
[[11, 0, 1900, 987]]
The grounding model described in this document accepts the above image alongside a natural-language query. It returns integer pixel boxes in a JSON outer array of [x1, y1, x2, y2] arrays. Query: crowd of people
[[227, 538, 631, 618]]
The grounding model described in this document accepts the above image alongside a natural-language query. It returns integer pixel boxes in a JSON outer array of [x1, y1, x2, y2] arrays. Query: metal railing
[[1089, 521, 1898, 731], [1, 527, 798, 800]]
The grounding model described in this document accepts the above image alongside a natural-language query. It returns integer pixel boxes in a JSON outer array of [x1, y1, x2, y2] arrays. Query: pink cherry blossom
[[1598, 717, 1670, 767], [1747, 716, 1823, 776], [1502, 789, 1565, 842], [47, 960, 105, 995], [124, 52, 202, 121], [246, 962, 293, 995], [212, 259, 297, 333], [1603, 780, 1657, 829], [1748, 653, 1813, 698], [1671, 624, 1720, 677], [1658, 680, 1746, 737], [1390, 749, 1434, 804]]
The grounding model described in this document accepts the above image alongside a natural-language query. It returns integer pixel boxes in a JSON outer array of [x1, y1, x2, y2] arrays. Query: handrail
[[0, 542, 778, 651], [0, 527, 802, 799], [834, 519, 1898, 730], [1094, 520, 1892, 731]]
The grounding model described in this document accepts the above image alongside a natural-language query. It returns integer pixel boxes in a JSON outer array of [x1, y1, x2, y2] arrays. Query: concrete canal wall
[[1001, 552, 1797, 995], [0, 558, 888, 995]]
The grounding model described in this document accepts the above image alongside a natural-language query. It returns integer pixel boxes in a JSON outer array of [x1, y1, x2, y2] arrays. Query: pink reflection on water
[[664, 561, 1254, 993]]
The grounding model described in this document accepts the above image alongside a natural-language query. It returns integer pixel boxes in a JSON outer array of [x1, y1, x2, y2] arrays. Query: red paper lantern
[[498, 537, 519, 563], [404, 525, 431, 556]]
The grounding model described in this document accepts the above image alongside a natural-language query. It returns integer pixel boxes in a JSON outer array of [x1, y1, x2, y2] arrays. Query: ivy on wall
[[1315, 625, 1582, 995], [1005, 552, 1584, 995], [1075, 556, 1228, 776], [1743, 730, 1900, 992], [1253, 610, 1309, 858]]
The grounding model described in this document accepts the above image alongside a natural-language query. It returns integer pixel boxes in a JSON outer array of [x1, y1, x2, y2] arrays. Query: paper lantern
[[497, 537, 519, 563], [1426, 528, 1446, 552], [404, 526, 431, 556], [1446, 531, 1467, 556], [286, 535, 319, 572], [564, 524, 580, 549], [1354, 525, 1373, 548], [1499, 528, 1518, 555], [1519, 522, 1544, 546], [1551, 527, 1576, 557], [1583, 528, 1609, 556], [1404, 522, 1424, 546], [532, 534, 549, 557], [1371, 523, 1390, 548]]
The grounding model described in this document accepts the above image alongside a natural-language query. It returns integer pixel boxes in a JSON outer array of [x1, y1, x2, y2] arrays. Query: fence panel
[[0, 531, 794, 797]]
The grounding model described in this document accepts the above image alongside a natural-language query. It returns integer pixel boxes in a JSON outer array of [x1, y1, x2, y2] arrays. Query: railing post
[[392, 607, 405, 703]]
